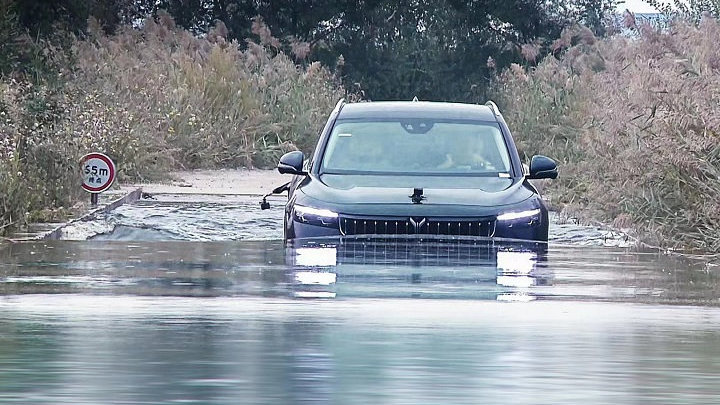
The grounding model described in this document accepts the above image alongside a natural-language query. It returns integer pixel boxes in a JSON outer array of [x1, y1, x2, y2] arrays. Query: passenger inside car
[[434, 129, 505, 171]]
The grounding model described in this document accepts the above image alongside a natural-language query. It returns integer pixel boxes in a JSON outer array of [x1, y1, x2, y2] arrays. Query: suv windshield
[[321, 119, 512, 176]]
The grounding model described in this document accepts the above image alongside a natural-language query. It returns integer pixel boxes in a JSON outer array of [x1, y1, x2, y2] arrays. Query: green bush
[[0, 79, 84, 232]]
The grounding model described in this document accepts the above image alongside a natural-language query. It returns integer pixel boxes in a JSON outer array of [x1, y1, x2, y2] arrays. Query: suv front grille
[[334, 238, 495, 266], [339, 216, 495, 237]]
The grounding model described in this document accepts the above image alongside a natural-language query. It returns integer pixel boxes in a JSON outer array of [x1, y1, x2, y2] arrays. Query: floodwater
[[1, 196, 720, 404]]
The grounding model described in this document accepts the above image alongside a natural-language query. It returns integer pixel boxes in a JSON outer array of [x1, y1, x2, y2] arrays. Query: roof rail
[[333, 98, 346, 113], [484, 100, 501, 117]]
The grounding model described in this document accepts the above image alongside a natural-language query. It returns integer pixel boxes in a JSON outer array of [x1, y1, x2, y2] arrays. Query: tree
[[5, 0, 617, 101], [0, 0, 22, 74], [647, 0, 720, 22], [7, 0, 136, 36], [225, 0, 617, 101]]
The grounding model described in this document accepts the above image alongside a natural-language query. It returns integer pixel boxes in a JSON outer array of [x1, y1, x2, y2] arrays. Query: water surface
[[1, 197, 719, 404]]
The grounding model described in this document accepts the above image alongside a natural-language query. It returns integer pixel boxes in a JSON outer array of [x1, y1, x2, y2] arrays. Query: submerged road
[[1, 185, 719, 404]]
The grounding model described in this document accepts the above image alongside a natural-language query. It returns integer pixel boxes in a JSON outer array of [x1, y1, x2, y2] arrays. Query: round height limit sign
[[81, 153, 116, 193]]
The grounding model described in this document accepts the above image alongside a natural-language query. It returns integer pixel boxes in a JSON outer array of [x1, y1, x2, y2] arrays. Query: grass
[[0, 14, 346, 234], [494, 19, 720, 251]]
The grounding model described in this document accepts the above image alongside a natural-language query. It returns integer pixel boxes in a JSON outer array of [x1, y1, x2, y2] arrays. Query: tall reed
[[496, 20, 720, 251], [0, 14, 345, 234]]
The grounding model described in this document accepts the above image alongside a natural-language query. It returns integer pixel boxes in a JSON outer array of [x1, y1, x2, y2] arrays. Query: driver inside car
[[435, 132, 495, 171]]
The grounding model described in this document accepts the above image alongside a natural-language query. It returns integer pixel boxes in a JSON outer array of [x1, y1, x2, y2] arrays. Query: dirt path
[[130, 169, 288, 196]]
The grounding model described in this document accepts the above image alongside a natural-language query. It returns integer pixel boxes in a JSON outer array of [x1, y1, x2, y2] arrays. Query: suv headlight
[[496, 209, 541, 223], [293, 204, 339, 227]]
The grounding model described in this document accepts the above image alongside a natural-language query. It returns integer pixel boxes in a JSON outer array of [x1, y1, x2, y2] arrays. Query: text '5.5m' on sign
[[81, 153, 116, 193]]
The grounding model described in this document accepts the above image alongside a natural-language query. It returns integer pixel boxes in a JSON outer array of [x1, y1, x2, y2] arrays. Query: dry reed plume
[[1, 13, 345, 234], [496, 19, 720, 251]]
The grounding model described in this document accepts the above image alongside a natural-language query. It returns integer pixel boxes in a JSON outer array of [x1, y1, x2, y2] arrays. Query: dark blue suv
[[273, 100, 558, 241]]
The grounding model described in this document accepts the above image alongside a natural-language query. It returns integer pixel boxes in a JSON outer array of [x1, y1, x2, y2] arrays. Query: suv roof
[[337, 101, 498, 121]]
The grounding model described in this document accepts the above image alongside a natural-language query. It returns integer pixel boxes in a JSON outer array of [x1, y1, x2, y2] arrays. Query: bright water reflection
[[0, 238, 717, 303], [286, 238, 551, 301]]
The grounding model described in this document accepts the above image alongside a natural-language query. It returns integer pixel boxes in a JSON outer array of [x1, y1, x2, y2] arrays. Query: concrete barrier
[[39, 187, 143, 240]]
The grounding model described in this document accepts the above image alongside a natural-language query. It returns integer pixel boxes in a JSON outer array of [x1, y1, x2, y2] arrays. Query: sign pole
[[91, 193, 98, 207]]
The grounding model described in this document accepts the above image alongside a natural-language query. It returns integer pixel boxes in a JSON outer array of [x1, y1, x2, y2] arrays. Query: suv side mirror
[[527, 155, 558, 180], [278, 151, 306, 175]]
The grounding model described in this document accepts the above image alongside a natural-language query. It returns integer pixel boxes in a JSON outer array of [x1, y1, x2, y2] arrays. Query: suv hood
[[296, 174, 535, 216]]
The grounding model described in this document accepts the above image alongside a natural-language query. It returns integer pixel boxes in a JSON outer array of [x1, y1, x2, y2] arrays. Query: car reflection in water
[[286, 237, 551, 301]]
